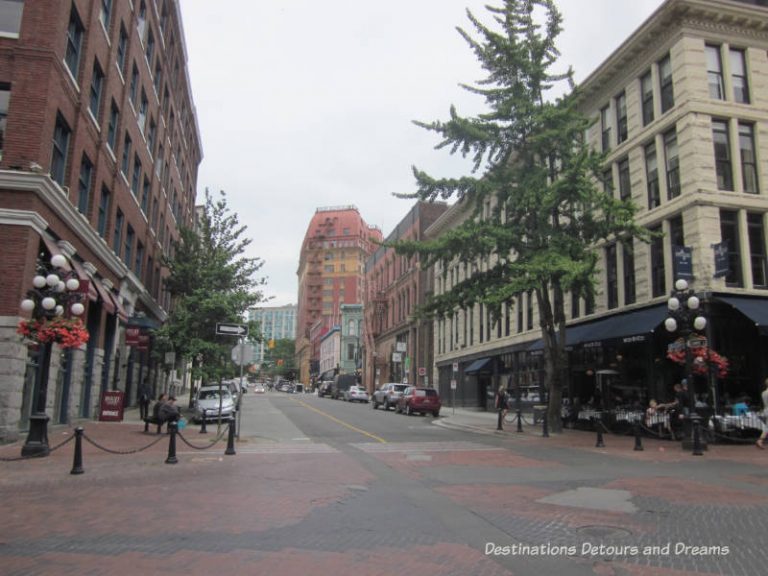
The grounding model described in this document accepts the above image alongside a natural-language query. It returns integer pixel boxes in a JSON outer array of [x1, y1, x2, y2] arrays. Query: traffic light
[[268, 339, 275, 349]]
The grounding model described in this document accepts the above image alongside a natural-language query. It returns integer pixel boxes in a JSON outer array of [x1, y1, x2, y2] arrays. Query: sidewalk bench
[[143, 416, 164, 434]]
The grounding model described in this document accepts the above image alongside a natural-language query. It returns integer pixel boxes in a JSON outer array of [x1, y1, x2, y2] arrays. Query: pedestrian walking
[[756, 379, 768, 449], [138, 378, 152, 420], [495, 385, 509, 431]]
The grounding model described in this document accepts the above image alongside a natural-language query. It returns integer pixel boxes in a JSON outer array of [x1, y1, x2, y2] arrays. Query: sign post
[[451, 362, 459, 415]]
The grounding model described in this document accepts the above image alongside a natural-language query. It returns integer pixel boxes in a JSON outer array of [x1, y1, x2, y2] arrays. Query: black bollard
[[692, 415, 703, 456], [165, 421, 178, 464], [594, 417, 605, 448], [542, 411, 549, 438], [70, 427, 84, 475], [516, 409, 523, 433], [633, 420, 644, 451], [225, 415, 237, 456], [199, 409, 208, 434]]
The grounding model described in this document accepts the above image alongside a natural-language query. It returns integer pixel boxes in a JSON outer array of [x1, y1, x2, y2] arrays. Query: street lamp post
[[665, 278, 706, 456], [19, 253, 87, 457]]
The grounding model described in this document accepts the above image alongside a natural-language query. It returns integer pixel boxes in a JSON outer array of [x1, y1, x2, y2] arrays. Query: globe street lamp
[[18, 253, 88, 457], [665, 278, 706, 455]]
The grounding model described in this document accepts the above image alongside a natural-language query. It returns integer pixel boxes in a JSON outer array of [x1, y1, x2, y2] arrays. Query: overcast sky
[[178, 0, 665, 307]]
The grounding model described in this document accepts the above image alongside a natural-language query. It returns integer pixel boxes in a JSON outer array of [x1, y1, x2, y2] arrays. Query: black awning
[[526, 304, 667, 351], [717, 296, 768, 335], [465, 357, 492, 374]]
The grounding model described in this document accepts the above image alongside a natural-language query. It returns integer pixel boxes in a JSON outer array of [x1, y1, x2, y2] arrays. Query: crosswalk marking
[[179, 443, 339, 456], [351, 441, 504, 453]]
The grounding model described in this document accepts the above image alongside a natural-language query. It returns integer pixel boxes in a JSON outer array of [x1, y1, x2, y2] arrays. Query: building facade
[[247, 304, 297, 364], [295, 206, 382, 385], [363, 201, 448, 392], [318, 325, 340, 378], [430, 0, 768, 413], [0, 0, 201, 441], [339, 303, 363, 377]]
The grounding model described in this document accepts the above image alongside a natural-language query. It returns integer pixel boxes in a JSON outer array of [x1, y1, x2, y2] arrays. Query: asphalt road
[[1, 389, 767, 576]]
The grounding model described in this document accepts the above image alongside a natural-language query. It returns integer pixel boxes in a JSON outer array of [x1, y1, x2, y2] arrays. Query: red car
[[395, 387, 441, 417]]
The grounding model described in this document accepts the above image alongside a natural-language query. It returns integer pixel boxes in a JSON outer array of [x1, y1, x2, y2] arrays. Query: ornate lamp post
[[18, 253, 89, 457], [664, 278, 706, 455]]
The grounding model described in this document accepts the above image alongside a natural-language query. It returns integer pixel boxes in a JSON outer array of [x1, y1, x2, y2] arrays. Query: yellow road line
[[297, 400, 387, 444]]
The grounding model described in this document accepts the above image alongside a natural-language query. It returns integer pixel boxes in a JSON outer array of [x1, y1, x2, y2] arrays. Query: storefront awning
[[527, 304, 667, 351], [465, 357, 492, 374], [717, 296, 768, 335]]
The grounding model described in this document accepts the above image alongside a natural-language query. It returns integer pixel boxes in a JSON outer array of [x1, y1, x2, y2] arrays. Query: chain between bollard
[[176, 425, 228, 450], [82, 430, 166, 454], [0, 433, 75, 462]]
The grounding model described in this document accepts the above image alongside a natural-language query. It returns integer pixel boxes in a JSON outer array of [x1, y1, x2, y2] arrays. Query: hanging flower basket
[[18, 317, 90, 349], [666, 339, 729, 378]]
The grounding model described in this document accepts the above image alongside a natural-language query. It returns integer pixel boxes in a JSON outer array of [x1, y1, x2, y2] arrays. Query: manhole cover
[[576, 525, 633, 539]]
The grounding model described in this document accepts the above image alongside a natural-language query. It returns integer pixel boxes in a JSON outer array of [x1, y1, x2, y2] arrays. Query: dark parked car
[[371, 383, 408, 411], [395, 387, 441, 417], [317, 381, 334, 398], [331, 374, 357, 400]]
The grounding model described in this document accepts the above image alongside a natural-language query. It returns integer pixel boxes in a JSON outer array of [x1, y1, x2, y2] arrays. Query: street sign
[[231, 343, 255, 365], [216, 322, 248, 337], [418, 367, 426, 376], [452, 362, 459, 372], [392, 352, 402, 363], [450, 379, 457, 390]]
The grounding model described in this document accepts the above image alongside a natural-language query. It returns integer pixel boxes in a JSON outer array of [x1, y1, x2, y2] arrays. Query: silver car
[[371, 383, 408, 410], [343, 386, 369, 403], [194, 386, 236, 423]]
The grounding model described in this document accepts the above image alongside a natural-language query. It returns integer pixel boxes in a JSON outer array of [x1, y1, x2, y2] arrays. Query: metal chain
[[0, 433, 75, 462], [176, 425, 228, 450], [82, 431, 166, 454]]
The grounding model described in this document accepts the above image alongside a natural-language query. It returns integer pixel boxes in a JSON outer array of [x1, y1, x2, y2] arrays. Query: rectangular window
[[504, 301, 510, 337], [97, 186, 110, 238], [748, 213, 766, 288], [99, 0, 112, 31], [145, 29, 155, 66], [650, 225, 666, 297], [600, 105, 611, 152], [121, 133, 132, 175], [615, 91, 627, 144], [129, 63, 139, 106], [730, 48, 749, 104], [106, 100, 119, 151], [712, 119, 733, 191], [141, 176, 150, 213], [135, 241, 144, 277], [618, 157, 631, 201], [571, 290, 580, 320], [517, 294, 523, 333], [77, 154, 93, 215], [623, 241, 636, 305], [602, 168, 613, 197], [645, 142, 660, 209], [116, 24, 128, 74], [0, 0, 24, 35], [153, 62, 163, 95], [526, 291, 533, 331], [640, 70, 654, 126], [606, 243, 618, 310], [720, 210, 743, 287], [124, 224, 134, 268], [131, 155, 141, 196], [739, 123, 758, 194], [664, 129, 680, 199], [51, 113, 71, 186], [706, 45, 724, 100], [113, 209, 124, 256], [659, 54, 674, 113], [65, 7, 84, 79], [89, 60, 104, 120], [0, 84, 10, 161], [138, 90, 148, 133], [670, 216, 685, 279]]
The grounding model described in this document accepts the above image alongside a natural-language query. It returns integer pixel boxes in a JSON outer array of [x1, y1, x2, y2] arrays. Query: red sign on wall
[[98, 391, 125, 421]]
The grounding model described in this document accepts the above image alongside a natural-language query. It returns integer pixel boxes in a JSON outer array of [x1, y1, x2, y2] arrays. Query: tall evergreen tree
[[155, 189, 267, 386], [393, 0, 647, 431]]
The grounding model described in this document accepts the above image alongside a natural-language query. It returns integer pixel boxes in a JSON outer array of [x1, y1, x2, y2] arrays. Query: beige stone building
[[429, 0, 768, 413]]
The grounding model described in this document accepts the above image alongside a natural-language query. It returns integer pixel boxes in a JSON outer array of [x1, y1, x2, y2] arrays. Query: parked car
[[395, 387, 442, 417], [331, 374, 357, 400], [343, 386, 369, 403], [371, 383, 408, 411], [193, 385, 236, 423], [317, 381, 334, 398]]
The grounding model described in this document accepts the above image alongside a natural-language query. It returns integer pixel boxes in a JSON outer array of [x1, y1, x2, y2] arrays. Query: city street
[[1, 390, 767, 576]]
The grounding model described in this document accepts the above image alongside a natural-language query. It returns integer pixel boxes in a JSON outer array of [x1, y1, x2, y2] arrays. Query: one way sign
[[216, 322, 248, 337]]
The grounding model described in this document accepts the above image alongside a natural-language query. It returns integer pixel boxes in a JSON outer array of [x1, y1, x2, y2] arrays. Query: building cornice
[[0, 208, 48, 235]]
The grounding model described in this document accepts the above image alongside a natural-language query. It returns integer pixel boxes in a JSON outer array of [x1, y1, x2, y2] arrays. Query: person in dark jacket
[[138, 378, 152, 420], [158, 396, 180, 424], [495, 386, 509, 431]]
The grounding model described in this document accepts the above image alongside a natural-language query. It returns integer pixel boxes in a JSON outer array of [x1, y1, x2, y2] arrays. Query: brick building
[[0, 0, 201, 442], [363, 201, 447, 392], [295, 206, 381, 385]]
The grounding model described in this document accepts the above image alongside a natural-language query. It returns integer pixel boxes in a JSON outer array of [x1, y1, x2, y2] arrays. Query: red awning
[[90, 275, 116, 315], [39, 234, 72, 273], [68, 257, 99, 302]]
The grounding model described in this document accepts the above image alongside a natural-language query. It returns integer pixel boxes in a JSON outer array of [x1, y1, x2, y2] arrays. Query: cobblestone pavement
[[1, 403, 767, 576]]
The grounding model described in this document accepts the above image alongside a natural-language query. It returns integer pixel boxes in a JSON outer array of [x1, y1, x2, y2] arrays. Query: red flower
[[18, 317, 89, 349], [666, 340, 729, 378]]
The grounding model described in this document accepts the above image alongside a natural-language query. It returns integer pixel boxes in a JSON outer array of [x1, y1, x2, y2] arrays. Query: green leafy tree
[[155, 189, 267, 387], [393, 0, 648, 432]]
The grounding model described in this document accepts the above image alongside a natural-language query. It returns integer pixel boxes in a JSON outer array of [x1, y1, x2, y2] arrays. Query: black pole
[[633, 420, 644, 451], [692, 414, 703, 456], [516, 408, 523, 433], [594, 416, 605, 448], [225, 415, 236, 456], [70, 426, 84, 474], [542, 411, 549, 438], [199, 409, 208, 434], [21, 341, 53, 457], [165, 421, 178, 464]]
